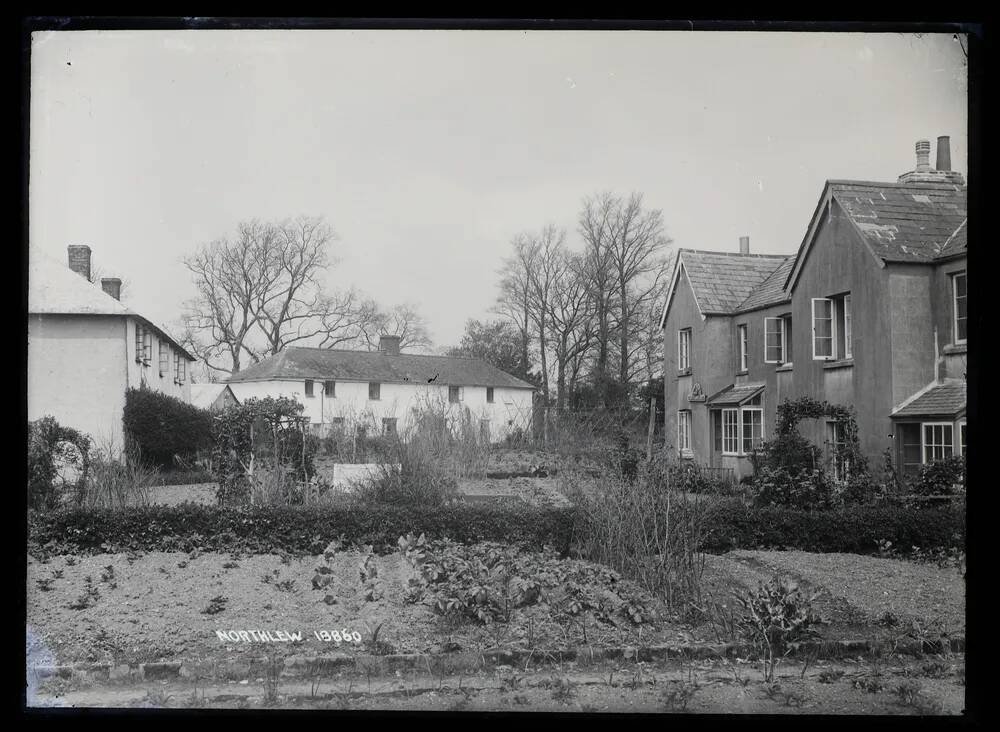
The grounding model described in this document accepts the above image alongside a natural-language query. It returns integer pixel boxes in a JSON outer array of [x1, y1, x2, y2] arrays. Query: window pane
[[713, 411, 722, 452], [813, 299, 833, 358], [843, 294, 852, 358], [765, 318, 783, 362], [369, 383, 380, 400]]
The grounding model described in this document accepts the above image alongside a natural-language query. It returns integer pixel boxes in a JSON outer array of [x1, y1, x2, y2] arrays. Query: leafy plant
[[735, 577, 824, 682], [68, 576, 101, 610], [27, 416, 92, 511], [123, 386, 213, 469], [201, 595, 228, 615]]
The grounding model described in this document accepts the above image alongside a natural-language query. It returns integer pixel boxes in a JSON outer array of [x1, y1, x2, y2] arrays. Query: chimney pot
[[379, 334, 401, 356], [67, 245, 92, 281], [914, 140, 932, 172], [101, 277, 122, 301], [936, 136, 952, 172], [739, 236, 750, 255]]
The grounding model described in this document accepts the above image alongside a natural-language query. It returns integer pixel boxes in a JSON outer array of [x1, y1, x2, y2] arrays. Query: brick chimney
[[898, 137, 965, 185], [936, 135, 952, 172], [101, 277, 122, 300], [67, 245, 92, 280], [379, 334, 401, 356], [739, 236, 750, 255]]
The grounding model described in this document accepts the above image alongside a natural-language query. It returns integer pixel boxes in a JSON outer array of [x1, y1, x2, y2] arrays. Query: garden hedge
[[27, 503, 576, 556], [699, 499, 966, 554], [27, 500, 964, 558], [123, 387, 213, 468]]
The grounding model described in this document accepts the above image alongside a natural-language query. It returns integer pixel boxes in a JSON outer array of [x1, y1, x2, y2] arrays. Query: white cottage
[[226, 336, 536, 443], [28, 245, 197, 448]]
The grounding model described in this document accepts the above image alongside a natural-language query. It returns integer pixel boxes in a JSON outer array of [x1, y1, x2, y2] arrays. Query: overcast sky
[[29, 30, 968, 349]]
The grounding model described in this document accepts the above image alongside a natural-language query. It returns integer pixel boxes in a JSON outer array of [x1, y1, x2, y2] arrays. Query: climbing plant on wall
[[212, 396, 316, 506], [750, 397, 874, 509]]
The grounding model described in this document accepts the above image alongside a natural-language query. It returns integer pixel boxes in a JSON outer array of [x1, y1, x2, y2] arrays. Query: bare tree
[[359, 302, 434, 353], [579, 191, 671, 398], [545, 248, 596, 412], [181, 220, 280, 375], [524, 224, 565, 404], [182, 215, 378, 375], [494, 234, 539, 380]]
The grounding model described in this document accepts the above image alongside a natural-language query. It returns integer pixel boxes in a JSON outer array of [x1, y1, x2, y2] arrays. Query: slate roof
[[830, 181, 967, 263], [28, 252, 195, 359], [937, 219, 967, 258], [890, 379, 966, 418], [226, 347, 537, 390], [680, 250, 789, 315], [737, 257, 794, 312], [706, 382, 766, 407]]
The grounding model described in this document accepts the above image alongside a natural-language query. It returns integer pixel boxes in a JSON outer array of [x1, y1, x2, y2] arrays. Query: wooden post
[[646, 397, 656, 461], [543, 406, 550, 446]]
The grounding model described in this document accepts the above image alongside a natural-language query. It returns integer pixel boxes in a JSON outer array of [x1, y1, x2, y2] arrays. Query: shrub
[[568, 456, 710, 609], [736, 577, 823, 682], [80, 443, 158, 509], [700, 500, 965, 554], [351, 437, 459, 507], [212, 396, 315, 506], [28, 416, 92, 511], [913, 455, 965, 496], [27, 503, 577, 556], [123, 387, 213, 469]]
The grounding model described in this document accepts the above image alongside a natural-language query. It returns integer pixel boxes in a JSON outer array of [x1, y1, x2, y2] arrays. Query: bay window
[[741, 408, 763, 453], [923, 423, 954, 463]]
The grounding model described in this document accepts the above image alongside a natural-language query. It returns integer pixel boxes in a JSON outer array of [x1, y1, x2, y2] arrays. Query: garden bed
[[27, 547, 964, 669]]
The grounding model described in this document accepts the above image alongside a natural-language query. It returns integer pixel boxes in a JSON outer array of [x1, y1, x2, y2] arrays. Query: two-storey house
[[660, 137, 968, 480]]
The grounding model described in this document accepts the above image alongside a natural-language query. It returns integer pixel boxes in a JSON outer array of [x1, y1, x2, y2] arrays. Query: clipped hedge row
[[699, 499, 966, 554], [27, 500, 965, 558], [27, 503, 576, 556]]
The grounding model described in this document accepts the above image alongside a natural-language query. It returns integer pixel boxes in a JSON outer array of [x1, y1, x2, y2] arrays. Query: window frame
[[922, 422, 954, 463], [737, 324, 748, 372], [952, 271, 967, 345], [677, 410, 692, 454], [741, 407, 764, 454], [486, 386, 495, 404], [677, 328, 691, 371], [958, 420, 967, 456], [721, 408, 740, 455], [843, 294, 852, 359], [174, 353, 186, 384], [764, 317, 784, 364], [304, 379, 315, 398], [811, 298, 834, 360], [448, 385, 462, 404], [826, 420, 850, 481], [324, 380, 336, 397], [159, 340, 169, 377], [368, 382, 381, 401]]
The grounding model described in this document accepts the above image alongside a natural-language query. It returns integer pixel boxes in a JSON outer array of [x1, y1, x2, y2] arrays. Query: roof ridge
[[828, 178, 968, 190], [285, 345, 488, 362], [680, 248, 787, 259]]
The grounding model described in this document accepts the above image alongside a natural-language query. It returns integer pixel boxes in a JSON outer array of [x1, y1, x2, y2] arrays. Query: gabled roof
[[890, 379, 966, 419], [830, 180, 967, 263], [226, 347, 537, 390], [660, 249, 788, 325], [786, 179, 968, 292], [28, 252, 196, 360], [190, 383, 238, 410], [706, 382, 766, 407], [937, 219, 967, 259], [737, 257, 794, 312]]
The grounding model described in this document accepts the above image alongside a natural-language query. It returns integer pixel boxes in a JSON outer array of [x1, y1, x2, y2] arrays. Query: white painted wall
[[125, 317, 192, 403], [227, 378, 534, 442], [28, 314, 193, 449], [28, 314, 128, 448]]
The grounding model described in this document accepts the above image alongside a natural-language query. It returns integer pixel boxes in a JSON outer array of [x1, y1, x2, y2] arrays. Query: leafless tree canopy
[[484, 192, 673, 410], [180, 215, 432, 375]]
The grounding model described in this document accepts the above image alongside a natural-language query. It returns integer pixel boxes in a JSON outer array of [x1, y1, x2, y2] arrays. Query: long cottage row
[[659, 137, 968, 480], [28, 247, 535, 447]]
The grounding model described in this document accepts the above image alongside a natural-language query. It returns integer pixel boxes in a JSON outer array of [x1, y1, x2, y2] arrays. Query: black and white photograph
[[24, 20, 975, 715]]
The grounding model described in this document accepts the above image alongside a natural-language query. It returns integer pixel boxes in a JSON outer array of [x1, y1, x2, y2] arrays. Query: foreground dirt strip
[[27, 656, 967, 714]]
